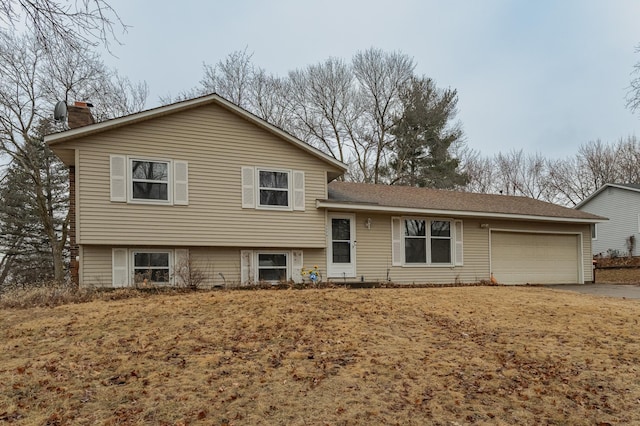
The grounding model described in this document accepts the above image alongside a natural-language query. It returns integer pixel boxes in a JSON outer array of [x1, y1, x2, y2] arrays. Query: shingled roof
[[324, 182, 605, 222]]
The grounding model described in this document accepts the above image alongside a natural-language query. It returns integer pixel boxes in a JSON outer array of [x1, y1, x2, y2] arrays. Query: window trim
[[256, 167, 292, 210], [130, 249, 173, 285], [402, 217, 454, 267], [255, 251, 290, 283], [128, 157, 172, 205]]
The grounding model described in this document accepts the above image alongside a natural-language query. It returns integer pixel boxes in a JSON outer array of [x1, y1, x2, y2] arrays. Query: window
[[132, 251, 171, 283], [430, 221, 452, 263], [241, 167, 304, 211], [110, 155, 188, 205], [257, 253, 288, 282], [403, 219, 452, 265], [591, 223, 597, 240], [404, 219, 427, 263], [332, 218, 352, 263], [258, 170, 290, 207], [131, 159, 169, 201]]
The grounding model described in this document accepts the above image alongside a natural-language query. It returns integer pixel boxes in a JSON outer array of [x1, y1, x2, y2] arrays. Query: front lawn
[[1, 287, 638, 425]]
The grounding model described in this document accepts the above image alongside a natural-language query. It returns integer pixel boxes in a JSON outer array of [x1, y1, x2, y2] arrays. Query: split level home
[[576, 183, 640, 257], [45, 94, 606, 287]]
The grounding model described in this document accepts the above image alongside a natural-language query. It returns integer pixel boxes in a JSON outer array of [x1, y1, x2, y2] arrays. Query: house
[[45, 94, 605, 287], [576, 183, 640, 257]]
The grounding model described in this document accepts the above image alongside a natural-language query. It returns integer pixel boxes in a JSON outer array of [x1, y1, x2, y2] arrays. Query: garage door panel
[[491, 232, 579, 284]]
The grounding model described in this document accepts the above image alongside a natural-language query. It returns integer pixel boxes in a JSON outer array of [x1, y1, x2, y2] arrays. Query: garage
[[491, 231, 581, 284]]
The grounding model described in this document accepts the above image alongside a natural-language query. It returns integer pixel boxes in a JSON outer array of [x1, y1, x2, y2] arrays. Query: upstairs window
[[131, 160, 169, 201], [110, 155, 188, 206], [258, 170, 290, 207], [241, 167, 305, 211]]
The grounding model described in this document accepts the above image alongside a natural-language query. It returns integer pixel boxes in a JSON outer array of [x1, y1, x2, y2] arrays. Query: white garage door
[[491, 232, 580, 284]]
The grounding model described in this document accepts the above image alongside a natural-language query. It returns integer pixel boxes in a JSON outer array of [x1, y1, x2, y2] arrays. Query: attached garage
[[491, 231, 582, 284]]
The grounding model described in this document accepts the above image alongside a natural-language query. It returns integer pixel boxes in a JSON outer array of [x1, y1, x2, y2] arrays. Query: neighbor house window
[[258, 170, 290, 207], [132, 251, 171, 283], [404, 219, 452, 265], [257, 253, 288, 282], [131, 159, 169, 201]]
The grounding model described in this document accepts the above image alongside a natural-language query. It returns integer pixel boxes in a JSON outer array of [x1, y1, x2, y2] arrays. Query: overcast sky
[[101, 0, 640, 158]]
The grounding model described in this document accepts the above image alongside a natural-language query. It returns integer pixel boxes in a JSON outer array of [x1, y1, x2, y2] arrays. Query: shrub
[[0, 281, 97, 309]]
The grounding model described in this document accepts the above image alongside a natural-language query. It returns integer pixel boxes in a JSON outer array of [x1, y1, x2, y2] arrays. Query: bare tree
[[456, 147, 496, 193], [39, 45, 148, 120], [493, 150, 551, 200], [627, 43, 640, 114], [200, 47, 254, 109], [546, 137, 640, 206], [0, 29, 147, 285], [352, 48, 415, 183], [0, 0, 126, 52], [288, 57, 360, 166], [250, 68, 292, 129]]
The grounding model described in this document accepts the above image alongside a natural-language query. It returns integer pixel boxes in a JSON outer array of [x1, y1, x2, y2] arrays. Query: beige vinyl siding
[[341, 212, 592, 285], [64, 104, 341, 247], [80, 245, 327, 288], [81, 246, 112, 286], [352, 213, 490, 284]]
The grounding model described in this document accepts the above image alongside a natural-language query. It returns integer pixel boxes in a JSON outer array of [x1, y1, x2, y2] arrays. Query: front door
[[327, 213, 356, 278]]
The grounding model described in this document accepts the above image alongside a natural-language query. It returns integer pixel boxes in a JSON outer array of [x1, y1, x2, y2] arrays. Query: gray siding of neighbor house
[[578, 187, 640, 256]]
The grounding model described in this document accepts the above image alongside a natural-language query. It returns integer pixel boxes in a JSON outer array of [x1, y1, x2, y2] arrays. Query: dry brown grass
[[595, 267, 640, 284], [1, 287, 639, 425]]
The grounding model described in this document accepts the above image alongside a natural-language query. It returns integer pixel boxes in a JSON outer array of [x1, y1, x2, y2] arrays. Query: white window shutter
[[112, 248, 129, 287], [454, 220, 464, 266], [110, 155, 127, 202], [241, 167, 255, 208], [292, 171, 305, 211], [291, 250, 303, 283], [240, 250, 254, 285], [174, 249, 189, 286], [174, 161, 189, 205], [391, 217, 402, 266]]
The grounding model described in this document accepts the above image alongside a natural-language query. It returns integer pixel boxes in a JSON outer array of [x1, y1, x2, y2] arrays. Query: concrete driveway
[[545, 283, 640, 299]]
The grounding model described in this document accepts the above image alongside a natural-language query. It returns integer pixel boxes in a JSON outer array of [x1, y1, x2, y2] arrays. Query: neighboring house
[[45, 94, 605, 286], [576, 183, 640, 257]]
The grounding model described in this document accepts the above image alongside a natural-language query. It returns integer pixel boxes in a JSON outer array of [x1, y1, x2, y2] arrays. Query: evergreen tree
[[0, 120, 69, 288], [389, 77, 468, 189]]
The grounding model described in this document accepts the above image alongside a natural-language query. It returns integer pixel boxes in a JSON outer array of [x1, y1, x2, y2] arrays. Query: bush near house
[[1, 287, 639, 425]]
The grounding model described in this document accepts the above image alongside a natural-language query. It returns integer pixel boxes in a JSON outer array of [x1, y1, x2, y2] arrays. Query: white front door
[[327, 213, 356, 278]]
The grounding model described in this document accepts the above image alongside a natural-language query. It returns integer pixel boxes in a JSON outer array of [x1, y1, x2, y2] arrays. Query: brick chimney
[[67, 101, 95, 129]]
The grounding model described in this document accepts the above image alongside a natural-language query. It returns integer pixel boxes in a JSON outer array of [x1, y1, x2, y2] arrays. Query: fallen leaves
[[0, 287, 639, 424]]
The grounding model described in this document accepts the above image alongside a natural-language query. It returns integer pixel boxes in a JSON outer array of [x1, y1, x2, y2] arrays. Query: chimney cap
[[73, 101, 94, 108]]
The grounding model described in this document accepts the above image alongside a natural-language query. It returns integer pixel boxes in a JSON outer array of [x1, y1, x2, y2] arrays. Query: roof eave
[[44, 93, 348, 174], [575, 183, 640, 209], [317, 200, 608, 224]]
